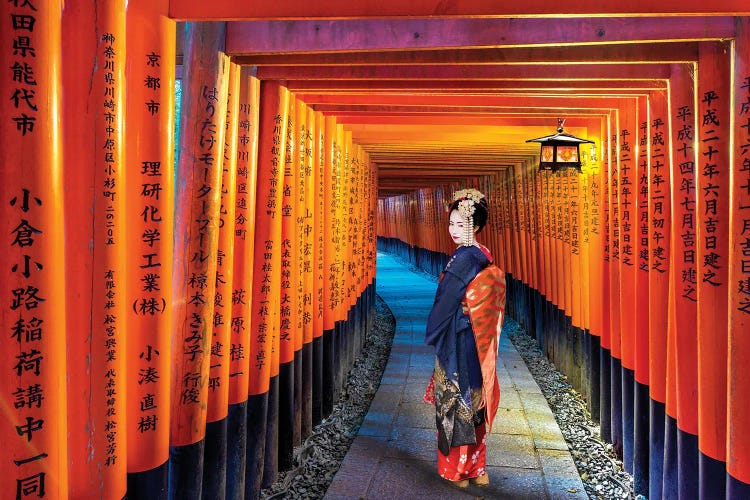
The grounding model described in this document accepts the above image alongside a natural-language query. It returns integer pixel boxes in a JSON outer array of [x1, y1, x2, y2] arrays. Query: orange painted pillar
[[322, 115, 338, 416], [1, 1, 68, 497], [61, 1, 127, 497], [644, 89, 671, 499], [695, 42, 731, 497], [261, 84, 292, 490], [599, 120, 614, 444], [348, 145, 362, 359], [566, 167, 577, 362], [554, 168, 566, 357], [339, 129, 352, 378], [542, 171, 554, 316], [647, 90, 671, 405], [226, 69, 259, 500], [578, 167, 590, 334], [569, 168, 583, 335], [631, 95, 650, 494], [312, 110, 326, 425], [587, 141, 605, 340], [202, 60, 239, 499], [607, 111, 625, 454], [277, 94, 299, 472], [634, 96, 651, 388], [170, 21, 229, 498], [298, 103, 315, 439], [665, 62, 699, 499], [619, 102, 638, 384], [493, 172, 509, 275], [334, 124, 347, 397], [727, 16, 750, 497], [124, 0, 175, 495], [582, 130, 604, 426], [246, 81, 289, 499]]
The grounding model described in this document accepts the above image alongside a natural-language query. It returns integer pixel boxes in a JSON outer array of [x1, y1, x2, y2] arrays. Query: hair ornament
[[452, 188, 485, 203], [452, 188, 485, 246]]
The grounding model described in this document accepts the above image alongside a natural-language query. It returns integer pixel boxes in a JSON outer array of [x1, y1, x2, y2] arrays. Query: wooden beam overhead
[[170, 1, 748, 22], [235, 42, 699, 66], [284, 79, 668, 92], [255, 63, 672, 80], [294, 93, 638, 107], [336, 115, 606, 126]]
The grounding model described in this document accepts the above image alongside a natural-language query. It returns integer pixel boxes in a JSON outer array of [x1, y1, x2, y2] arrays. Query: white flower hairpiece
[[457, 199, 476, 220], [452, 188, 485, 203]]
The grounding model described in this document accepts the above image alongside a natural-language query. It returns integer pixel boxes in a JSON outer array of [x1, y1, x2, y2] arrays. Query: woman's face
[[448, 210, 472, 246]]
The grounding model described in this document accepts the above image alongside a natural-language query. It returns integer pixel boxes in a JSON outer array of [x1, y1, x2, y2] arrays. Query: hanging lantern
[[526, 118, 594, 173]]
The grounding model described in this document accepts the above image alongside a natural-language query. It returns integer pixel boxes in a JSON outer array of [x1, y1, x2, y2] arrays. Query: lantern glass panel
[[541, 145, 555, 162], [556, 145, 579, 163]]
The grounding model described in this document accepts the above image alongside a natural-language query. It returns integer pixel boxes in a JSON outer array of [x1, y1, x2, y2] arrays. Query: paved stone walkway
[[324, 252, 587, 499]]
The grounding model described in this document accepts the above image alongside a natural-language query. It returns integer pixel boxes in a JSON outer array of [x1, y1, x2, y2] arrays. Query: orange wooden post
[[201, 60, 239, 499], [644, 89, 671, 498], [665, 62, 699, 499], [631, 95, 651, 494], [565, 167, 576, 375], [634, 96, 651, 388], [544, 168, 556, 358], [312, 110, 326, 425], [695, 42, 731, 497], [334, 124, 347, 397], [170, 21, 229, 498], [512, 167, 525, 308], [587, 137, 605, 340], [246, 81, 289, 499], [582, 129, 603, 423], [262, 85, 293, 490], [555, 168, 566, 358], [339, 129, 352, 376], [226, 69, 259, 500], [124, 0, 175, 495], [579, 154, 591, 335], [1, 1, 68, 497], [322, 115, 337, 416], [349, 144, 362, 357], [519, 168, 530, 295], [562, 168, 573, 329], [278, 94, 299, 472], [607, 111, 625, 454], [573, 161, 588, 397], [61, 1, 128, 497], [298, 102, 315, 439], [534, 167, 546, 341], [569, 167, 584, 343], [727, 16, 750, 497], [618, 103, 638, 392], [527, 167, 541, 335], [599, 121, 614, 443]]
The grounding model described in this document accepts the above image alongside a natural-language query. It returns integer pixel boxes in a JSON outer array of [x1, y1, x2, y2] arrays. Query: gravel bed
[[260, 296, 396, 499], [506, 321, 635, 499]]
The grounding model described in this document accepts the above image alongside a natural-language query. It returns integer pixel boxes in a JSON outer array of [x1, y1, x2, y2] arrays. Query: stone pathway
[[324, 252, 587, 499]]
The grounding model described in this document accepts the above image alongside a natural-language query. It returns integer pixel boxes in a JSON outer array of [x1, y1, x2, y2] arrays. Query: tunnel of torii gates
[[4, 1, 750, 500]]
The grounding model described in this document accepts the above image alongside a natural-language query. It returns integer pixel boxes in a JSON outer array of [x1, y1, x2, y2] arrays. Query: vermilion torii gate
[[2, 1, 750, 499]]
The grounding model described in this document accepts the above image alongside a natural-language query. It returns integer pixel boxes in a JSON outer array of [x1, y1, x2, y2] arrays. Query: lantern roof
[[525, 130, 595, 145]]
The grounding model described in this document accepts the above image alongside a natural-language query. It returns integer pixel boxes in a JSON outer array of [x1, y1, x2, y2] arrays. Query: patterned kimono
[[424, 244, 506, 481]]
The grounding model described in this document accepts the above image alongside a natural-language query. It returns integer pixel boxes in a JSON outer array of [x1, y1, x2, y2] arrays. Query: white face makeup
[[448, 209, 472, 246]]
